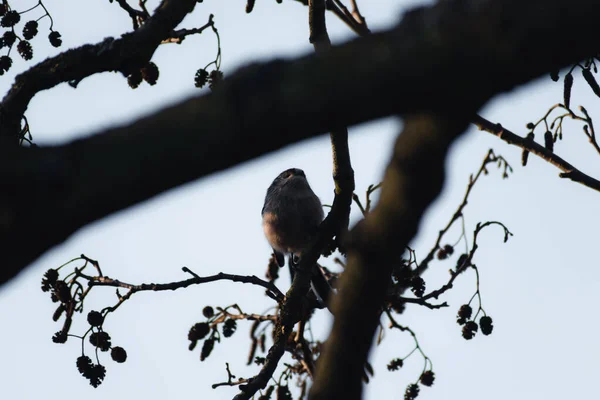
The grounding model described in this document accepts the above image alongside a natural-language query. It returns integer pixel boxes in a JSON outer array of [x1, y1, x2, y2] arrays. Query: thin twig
[[162, 14, 215, 44], [395, 297, 448, 310], [414, 150, 511, 277], [210, 304, 277, 326], [114, 0, 148, 29], [211, 363, 249, 389], [385, 309, 432, 374], [83, 268, 285, 303], [418, 221, 512, 302]]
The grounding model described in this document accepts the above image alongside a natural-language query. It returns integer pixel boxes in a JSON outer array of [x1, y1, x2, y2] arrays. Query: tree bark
[[309, 112, 473, 399], [1, 0, 600, 287]]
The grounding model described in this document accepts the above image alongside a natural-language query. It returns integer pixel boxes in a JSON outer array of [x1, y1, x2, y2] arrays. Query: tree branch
[[473, 114, 600, 193], [0, 0, 198, 144], [230, 2, 356, 396], [415, 221, 511, 304], [2, 0, 600, 288], [308, 0, 355, 254], [114, 0, 149, 29], [293, 0, 369, 36], [414, 149, 511, 277], [161, 14, 215, 44], [309, 112, 475, 399], [81, 268, 285, 303]]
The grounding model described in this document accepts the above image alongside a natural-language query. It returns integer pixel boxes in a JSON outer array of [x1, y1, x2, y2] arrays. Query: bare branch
[[331, 0, 369, 35], [309, 0, 355, 252], [114, 0, 149, 29], [210, 304, 277, 324], [310, 112, 476, 400], [395, 297, 448, 310], [349, 0, 367, 28], [414, 149, 511, 277], [3, 0, 600, 287], [0, 0, 198, 143], [162, 14, 215, 44], [84, 268, 285, 303], [419, 221, 512, 303], [232, 2, 356, 396], [292, 0, 368, 36], [233, 257, 314, 399], [473, 114, 600, 193], [211, 363, 248, 389]]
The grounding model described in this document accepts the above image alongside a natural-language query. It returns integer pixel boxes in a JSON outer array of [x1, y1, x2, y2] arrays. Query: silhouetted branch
[[3, 0, 600, 288], [292, 0, 368, 36], [212, 363, 248, 389], [114, 0, 149, 29], [418, 221, 512, 302], [82, 267, 285, 303], [310, 112, 477, 400], [210, 304, 277, 324], [232, 2, 355, 397], [473, 114, 600, 193], [415, 149, 511, 277], [0, 0, 198, 143], [233, 254, 315, 399], [309, 0, 355, 252], [349, 0, 367, 28], [162, 14, 215, 44], [396, 297, 448, 310]]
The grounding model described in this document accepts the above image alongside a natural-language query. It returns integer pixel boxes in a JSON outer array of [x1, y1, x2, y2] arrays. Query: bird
[[261, 168, 332, 308]]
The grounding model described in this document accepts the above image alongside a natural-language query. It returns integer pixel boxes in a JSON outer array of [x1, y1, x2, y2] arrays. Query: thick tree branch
[[230, 3, 355, 396], [2, 0, 600, 287], [308, 0, 355, 250], [473, 114, 600, 193], [309, 112, 475, 399], [0, 0, 198, 144], [321, 0, 600, 196]]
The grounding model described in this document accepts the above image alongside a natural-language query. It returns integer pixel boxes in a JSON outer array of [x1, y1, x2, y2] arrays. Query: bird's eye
[[284, 171, 293, 179]]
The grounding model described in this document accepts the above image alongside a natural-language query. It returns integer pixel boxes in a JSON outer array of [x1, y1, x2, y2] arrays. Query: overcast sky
[[1, 1, 599, 399]]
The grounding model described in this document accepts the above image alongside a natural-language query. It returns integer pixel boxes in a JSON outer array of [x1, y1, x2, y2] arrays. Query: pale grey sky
[[1, 1, 599, 399]]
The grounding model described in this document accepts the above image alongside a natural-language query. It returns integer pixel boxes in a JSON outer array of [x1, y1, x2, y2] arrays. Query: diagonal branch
[[473, 114, 600, 193], [231, 2, 355, 397], [2, 0, 600, 287], [0, 0, 198, 144], [310, 112, 476, 399]]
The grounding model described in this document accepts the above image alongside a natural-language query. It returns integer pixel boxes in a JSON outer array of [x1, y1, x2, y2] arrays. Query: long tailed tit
[[261, 168, 332, 308]]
